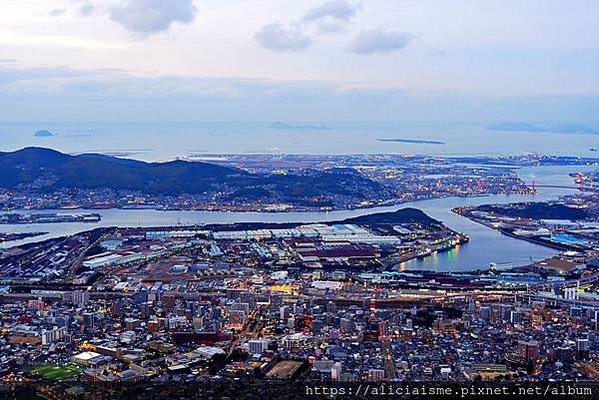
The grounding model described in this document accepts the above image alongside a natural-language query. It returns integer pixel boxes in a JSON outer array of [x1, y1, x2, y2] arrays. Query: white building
[[41, 326, 68, 345], [564, 285, 579, 300], [368, 369, 386, 381], [248, 339, 269, 354]]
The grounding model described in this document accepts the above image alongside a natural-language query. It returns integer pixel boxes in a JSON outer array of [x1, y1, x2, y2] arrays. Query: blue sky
[[1, 0, 598, 123]]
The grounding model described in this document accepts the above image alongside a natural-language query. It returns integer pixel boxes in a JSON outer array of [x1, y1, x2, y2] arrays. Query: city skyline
[[1, 2, 599, 398]]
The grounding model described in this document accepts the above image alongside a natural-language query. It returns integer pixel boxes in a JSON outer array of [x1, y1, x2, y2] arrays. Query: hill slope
[[0, 148, 393, 205]]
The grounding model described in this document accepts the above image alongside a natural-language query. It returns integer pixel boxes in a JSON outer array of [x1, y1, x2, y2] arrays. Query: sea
[[0, 121, 598, 272], [0, 121, 598, 161]]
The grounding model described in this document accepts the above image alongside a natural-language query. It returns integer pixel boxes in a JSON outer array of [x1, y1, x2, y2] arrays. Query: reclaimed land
[[200, 208, 443, 232], [476, 202, 588, 220]]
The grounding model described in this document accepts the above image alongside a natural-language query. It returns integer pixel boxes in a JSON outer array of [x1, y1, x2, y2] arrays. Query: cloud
[[78, 3, 96, 16], [314, 21, 348, 34], [254, 23, 312, 52], [303, 0, 359, 22], [2, 65, 599, 123], [0, 64, 330, 98], [49, 9, 67, 17], [108, 0, 197, 34], [304, 0, 359, 35], [254, 1, 360, 52], [349, 30, 416, 54]]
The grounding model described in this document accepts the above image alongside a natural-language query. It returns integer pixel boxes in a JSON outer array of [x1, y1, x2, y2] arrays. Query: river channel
[[0, 165, 596, 271]]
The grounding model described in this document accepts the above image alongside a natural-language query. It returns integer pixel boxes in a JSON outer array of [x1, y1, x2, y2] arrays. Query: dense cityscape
[[2, 0, 599, 398], [3, 150, 597, 213], [0, 151, 598, 398]]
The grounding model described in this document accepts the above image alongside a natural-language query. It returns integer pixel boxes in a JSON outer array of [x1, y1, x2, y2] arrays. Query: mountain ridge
[[0, 147, 392, 206]]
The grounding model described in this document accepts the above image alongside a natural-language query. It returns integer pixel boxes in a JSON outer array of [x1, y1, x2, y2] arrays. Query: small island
[[270, 121, 331, 130], [378, 138, 445, 145], [34, 130, 56, 137]]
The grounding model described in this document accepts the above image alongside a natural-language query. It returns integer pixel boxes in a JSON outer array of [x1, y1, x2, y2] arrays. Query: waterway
[[0, 166, 596, 272], [2, 121, 599, 161]]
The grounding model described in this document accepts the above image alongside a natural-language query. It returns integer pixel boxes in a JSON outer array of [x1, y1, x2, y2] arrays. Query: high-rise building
[[331, 362, 342, 381], [312, 319, 325, 335], [248, 339, 268, 354], [41, 326, 68, 345], [518, 340, 539, 364], [378, 320, 389, 340], [368, 369, 385, 382], [564, 286, 579, 301], [110, 299, 123, 316], [124, 318, 140, 330], [148, 320, 160, 334], [27, 298, 45, 311], [570, 306, 583, 317], [326, 301, 336, 313], [72, 290, 89, 307], [479, 306, 491, 320], [280, 305, 290, 321], [133, 289, 149, 305], [577, 338, 590, 359], [510, 310, 523, 324], [553, 346, 574, 363], [82, 312, 97, 330]]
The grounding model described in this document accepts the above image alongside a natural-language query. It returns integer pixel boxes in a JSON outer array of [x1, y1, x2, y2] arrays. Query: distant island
[[270, 121, 331, 130], [34, 130, 56, 137], [378, 138, 445, 145], [487, 122, 599, 135]]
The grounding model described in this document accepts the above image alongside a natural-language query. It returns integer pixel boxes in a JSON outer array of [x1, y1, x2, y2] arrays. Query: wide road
[[381, 339, 396, 380]]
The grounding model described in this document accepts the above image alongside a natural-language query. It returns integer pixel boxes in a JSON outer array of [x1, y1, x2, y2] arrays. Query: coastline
[[0, 193, 495, 214], [1, 192, 561, 272], [452, 207, 578, 252]]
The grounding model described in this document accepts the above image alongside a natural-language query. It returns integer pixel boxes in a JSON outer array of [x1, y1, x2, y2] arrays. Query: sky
[[1, 0, 599, 123]]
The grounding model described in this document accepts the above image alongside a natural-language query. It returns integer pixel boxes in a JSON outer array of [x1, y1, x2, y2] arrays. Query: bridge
[[541, 184, 596, 191], [525, 181, 597, 192]]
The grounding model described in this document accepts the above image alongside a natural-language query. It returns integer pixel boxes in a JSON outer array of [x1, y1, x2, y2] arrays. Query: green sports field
[[31, 364, 81, 381]]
